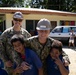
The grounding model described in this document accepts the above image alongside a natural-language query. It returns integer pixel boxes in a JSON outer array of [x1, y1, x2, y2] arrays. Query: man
[[0, 11, 31, 75], [24, 18, 70, 75]]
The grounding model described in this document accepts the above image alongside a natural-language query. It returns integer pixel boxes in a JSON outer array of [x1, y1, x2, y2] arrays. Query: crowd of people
[[0, 11, 70, 75]]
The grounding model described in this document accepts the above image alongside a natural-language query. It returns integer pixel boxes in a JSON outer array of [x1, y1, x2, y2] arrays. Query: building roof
[[0, 7, 76, 16]]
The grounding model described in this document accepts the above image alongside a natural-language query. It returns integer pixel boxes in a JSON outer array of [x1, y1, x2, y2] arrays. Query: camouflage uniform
[[25, 36, 54, 75], [0, 27, 31, 75]]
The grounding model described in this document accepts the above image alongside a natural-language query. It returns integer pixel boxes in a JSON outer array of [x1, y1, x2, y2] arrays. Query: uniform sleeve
[[25, 38, 33, 49], [12, 50, 23, 66], [62, 50, 70, 64], [25, 39, 31, 47], [26, 32, 31, 38], [30, 50, 42, 69], [65, 66, 69, 72], [0, 32, 9, 62], [23, 28, 31, 38]]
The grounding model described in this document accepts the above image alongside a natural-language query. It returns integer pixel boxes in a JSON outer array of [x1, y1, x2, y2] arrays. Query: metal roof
[[0, 7, 76, 16]]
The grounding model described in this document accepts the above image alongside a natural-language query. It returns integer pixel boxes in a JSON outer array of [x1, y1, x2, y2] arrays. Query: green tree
[[24, 0, 32, 8], [28, 0, 76, 12], [71, 0, 76, 12], [30, 0, 40, 8], [0, 0, 76, 12], [0, 0, 24, 7], [62, 0, 76, 12]]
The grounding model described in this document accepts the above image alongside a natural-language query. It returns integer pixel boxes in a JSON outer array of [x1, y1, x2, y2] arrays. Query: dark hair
[[11, 34, 25, 45], [50, 40, 63, 53]]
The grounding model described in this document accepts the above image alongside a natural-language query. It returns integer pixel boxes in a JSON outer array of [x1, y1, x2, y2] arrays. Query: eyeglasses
[[13, 18, 23, 22]]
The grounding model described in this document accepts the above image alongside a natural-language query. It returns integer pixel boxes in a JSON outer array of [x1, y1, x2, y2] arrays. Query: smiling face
[[12, 41, 25, 54], [50, 48, 61, 59], [13, 18, 23, 27], [37, 30, 50, 43]]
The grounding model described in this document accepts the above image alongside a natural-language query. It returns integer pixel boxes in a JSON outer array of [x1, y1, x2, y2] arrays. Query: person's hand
[[14, 66, 23, 74], [21, 62, 31, 70], [54, 57, 62, 66], [63, 61, 69, 66], [5, 60, 13, 67], [63, 57, 70, 66]]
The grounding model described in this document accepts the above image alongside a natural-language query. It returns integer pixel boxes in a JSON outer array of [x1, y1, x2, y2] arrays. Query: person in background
[[11, 34, 43, 75], [69, 30, 75, 47], [24, 18, 70, 75], [46, 41, 69, 75], [0, 59, 8, 75], [0, 11, 31, 75]]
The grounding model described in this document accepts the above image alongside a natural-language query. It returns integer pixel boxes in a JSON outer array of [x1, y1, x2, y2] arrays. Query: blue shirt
[[0, 68, 8, 75], [14, 48, 42, 75], [0, 59, 4, 68], [46, 55, 69, 75], [0, 59, 8, 75]]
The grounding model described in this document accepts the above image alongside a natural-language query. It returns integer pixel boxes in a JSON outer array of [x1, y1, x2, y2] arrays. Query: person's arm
[[12, 50, 23, 66], [13, 66, 23, 75], [0, 39, 9, 62], [24, 37, 32, 48], [23, 29, 31, 38], [0, 32, 13, 67], [38, 68, 43, 75], [55, 57, 69, 75], [20, 61, 43, 75], [21, 62, 31, 70], [30, 50, 43, 75], [62, 51, 70, 65], [52, 39, 70, 65]]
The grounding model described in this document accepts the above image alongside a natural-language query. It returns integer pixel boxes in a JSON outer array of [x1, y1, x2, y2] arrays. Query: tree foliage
[[0, 0, 76, 12], [0, 0, 24, 7], [29, 0, 76, 12]]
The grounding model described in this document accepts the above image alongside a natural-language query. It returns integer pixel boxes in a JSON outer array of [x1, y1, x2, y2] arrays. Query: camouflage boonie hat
[[36, 18, 51, 30], [13, 11, 23, 19]]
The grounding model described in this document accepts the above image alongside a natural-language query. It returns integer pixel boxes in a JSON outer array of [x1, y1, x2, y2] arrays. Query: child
[[0, 59, 8, 75], [46, 41, 69, 75], [10, 34, 43, 75]]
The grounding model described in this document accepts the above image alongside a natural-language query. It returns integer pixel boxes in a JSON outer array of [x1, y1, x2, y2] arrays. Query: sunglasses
[[13, 18, 23, 22]]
